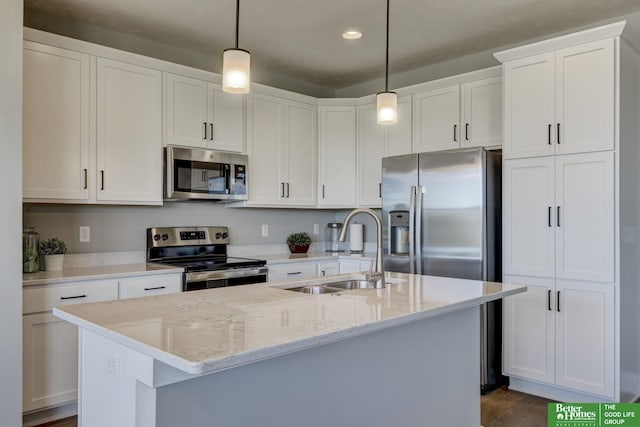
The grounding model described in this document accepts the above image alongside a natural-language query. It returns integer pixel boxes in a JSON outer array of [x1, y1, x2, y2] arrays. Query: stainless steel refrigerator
[[381, 147, 503, 392]]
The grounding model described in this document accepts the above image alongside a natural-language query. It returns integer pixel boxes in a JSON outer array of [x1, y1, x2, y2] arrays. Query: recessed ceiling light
[[342, 30, 363, 40]]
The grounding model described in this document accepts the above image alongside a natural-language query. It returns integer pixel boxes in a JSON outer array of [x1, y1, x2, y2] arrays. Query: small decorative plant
[[287, 232, 312, 253], [39, 238, 67, 255]]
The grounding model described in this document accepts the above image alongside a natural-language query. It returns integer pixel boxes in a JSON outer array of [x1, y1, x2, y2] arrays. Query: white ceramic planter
[[44, 254, 64, 272]]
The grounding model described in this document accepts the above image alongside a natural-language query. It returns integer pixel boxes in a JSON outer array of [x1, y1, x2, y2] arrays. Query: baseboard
[[509, 378, 616, 403], [23, 402, 77, 427]]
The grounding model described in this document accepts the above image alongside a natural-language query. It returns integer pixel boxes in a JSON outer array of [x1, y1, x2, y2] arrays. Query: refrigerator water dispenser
[[389, 211, 410, 254]]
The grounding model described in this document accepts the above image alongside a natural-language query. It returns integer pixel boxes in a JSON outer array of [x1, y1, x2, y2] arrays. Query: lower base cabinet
[[503, 275, 615, 399], [23, 272, 182, 416]]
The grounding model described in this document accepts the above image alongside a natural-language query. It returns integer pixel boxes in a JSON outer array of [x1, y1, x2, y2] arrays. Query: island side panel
[[155, 306, 481, 427]]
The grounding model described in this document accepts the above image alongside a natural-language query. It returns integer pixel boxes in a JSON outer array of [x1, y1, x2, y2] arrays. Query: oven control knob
[[222, 232, 228, 239], [162, 233, 169, 241], [215, 232, 222, 239], [153, 234, 161, 241]]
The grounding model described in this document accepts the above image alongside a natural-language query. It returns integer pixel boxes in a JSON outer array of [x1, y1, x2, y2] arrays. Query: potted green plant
[[286, 232, 312, 254], [39, 237, 67, 272]]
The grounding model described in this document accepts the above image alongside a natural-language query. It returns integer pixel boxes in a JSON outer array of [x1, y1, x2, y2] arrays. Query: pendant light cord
[[385, 0, 390, 92], [235, 0, 240, 48]]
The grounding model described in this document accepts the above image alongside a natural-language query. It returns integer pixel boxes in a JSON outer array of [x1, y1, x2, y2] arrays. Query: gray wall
[[1, 0, 23, 425], [24, 204, 340, 253]]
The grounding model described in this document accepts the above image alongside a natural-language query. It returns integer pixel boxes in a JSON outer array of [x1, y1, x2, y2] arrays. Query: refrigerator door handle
[[415, 185, 425, 275], [409, 186, 417, 274]]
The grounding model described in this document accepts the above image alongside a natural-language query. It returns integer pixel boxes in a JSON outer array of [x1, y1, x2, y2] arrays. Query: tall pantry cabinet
[[497, 21, 640, 403]]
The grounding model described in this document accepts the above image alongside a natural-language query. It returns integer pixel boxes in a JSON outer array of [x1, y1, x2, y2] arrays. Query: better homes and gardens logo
[[549, 403, 640, 427]]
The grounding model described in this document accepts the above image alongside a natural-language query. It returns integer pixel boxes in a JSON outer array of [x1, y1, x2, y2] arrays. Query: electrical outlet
[[104, 353, 120, 377], [261, 224, 269, 237], [79, 226, 91, 243], [313, 224, 320, 235]]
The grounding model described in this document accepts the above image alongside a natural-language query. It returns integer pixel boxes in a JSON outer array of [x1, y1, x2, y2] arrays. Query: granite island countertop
[[54, 271, 526, 375]]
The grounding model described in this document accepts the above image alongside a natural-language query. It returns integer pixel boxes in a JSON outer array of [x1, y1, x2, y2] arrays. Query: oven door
[[183, 266, 268, 291], [165, 146, 248, 201]]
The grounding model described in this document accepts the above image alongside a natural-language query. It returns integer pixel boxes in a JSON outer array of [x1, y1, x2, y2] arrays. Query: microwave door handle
[[225, 164, 231, 194], [409, 186, 416, 274]]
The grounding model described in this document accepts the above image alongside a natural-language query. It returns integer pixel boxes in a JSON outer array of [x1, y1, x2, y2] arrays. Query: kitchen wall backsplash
[[23, 204, 376, 254]]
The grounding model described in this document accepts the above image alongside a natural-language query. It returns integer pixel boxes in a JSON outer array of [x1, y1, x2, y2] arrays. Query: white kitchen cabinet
[[164, 73, 245, 153], [412, 77, 502, 154], [118, 274, 182, 299], [503, 152, 614, 282], [22, 42, 91, 202], [96, 58, 162, 204], [317, 260, 339, 277], [268, 262, 318, 282], [339, 259, 372, 274], [413, 85, 460, 153], [22, 279, 119, 413], [461, 76, 502, 148], [357, 96, 412, 207], [503, 275, 614, 399], [318, 105, 357, 207], [503, 39, 614, 159], [247, 92, 316, 206]]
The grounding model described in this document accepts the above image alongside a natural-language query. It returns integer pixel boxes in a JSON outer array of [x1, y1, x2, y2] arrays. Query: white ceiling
[[24, 0, 640, 89]]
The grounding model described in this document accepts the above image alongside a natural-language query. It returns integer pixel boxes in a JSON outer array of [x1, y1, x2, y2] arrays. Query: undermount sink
[[283, 279, 378, 295], [286, 285, 344, 294]]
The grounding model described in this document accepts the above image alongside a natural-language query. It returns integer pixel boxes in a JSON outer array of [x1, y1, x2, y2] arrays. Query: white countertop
[[23, 263, 183, 286], [54, 272, 526, 375], [260, 251, 375, 264]]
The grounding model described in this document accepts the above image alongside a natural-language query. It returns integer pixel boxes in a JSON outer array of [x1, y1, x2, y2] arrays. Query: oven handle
[[185, 266, 268, 283]]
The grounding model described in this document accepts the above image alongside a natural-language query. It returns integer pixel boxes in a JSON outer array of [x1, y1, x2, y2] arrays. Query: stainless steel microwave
[[164, 146, 248, 201]]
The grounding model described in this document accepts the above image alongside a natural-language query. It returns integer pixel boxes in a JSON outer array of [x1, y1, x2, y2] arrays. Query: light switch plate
[[313, 224, 320, 235], [79, 226, 91, 243], [261, 224, 269, 237]]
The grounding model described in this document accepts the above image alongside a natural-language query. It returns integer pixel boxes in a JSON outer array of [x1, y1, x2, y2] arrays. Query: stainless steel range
[[147, 226, 267, 291]]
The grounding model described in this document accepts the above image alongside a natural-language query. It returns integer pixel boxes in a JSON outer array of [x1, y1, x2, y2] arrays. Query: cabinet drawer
[[268, 262, 318, 282], [119, 274, 182, 299], [23, 279, 118, 314]]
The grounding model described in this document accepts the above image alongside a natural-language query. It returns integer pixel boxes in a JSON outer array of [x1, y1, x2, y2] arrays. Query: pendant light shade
[[222, 48, 250, 94], [377, 0, 397, 125], [377, 91, 398, 124], [222, 0, 250, 94]]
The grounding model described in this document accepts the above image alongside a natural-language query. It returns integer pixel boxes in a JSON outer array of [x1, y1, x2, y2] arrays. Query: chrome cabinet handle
[[83, 168, 88, 190], [209, 123, 214, 141], [408, 186, 416, 272], [144, 286, 166, 291], [100, 170, 105, 190], [60, 295, 86, 300], [203, 122, 207, 140], [415, 186, 424, 275]]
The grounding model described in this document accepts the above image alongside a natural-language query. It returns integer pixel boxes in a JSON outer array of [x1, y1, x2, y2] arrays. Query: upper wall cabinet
[[318, 105, 357, 208], [23, 42, 91, 201], [96, 58, 162, 204], [357, 96, 412, 207], [412, 76, 502, 153], [164, 73, 245, 153], [503, 39, 614, 159], [246, 92, 316, 207], [23, 41, 163, 205]]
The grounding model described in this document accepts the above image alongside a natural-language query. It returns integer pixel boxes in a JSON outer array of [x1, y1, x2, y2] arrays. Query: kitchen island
[[54, 272, 525, 427]]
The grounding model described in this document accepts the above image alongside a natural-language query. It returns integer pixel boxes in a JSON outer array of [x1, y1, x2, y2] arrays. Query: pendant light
[[222, 0, 250, 94], [377, 0, 397, 125]]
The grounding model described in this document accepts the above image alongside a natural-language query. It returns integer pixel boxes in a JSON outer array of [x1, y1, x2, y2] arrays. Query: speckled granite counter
[[23, 263, 183, 286], [54, 272, 524, 374]]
